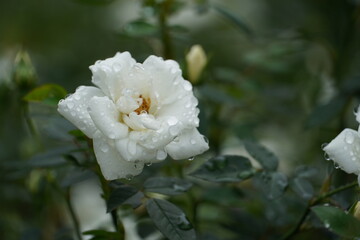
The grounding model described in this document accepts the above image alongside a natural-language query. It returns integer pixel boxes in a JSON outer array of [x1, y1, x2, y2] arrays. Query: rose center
[[134, 95, 151, 114]]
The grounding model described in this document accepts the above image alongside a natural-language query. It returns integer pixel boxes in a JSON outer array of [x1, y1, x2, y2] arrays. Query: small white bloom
[[58, 52, 209, 180], [323, 106, 360, 185]]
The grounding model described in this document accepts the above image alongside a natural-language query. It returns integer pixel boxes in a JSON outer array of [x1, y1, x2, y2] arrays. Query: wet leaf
[[244, 140, 279, 171], [312, 205, 360, 238], [23, 84, 67, 106], [290, 177, 314, 200], [146, 198, 196, 240], [255, 172, 288, 199], [106, 183, 142, 212], [190, 155, 255, 182], [144, 177, 192, 196]]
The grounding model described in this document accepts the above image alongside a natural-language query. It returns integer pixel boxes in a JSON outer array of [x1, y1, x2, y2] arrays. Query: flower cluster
[[58, 52, 209, 180], [323, 105, 360, 185]]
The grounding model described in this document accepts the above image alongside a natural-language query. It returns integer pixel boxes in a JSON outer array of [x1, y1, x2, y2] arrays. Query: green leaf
[[190, 155, 255, 182], [244, 140, 279, 171], [213, 5, 253, 37], [144, 177, 192, 196], [312, 205, 360, 238], [106, 183, 142, 212], [25, 146, 76, 168], [255, 172, 288, 199], [305, 96, 347, 129], [23, 84, 67, 106], [290, 177, 314, 200], [122, 20, 158, 37], [146, 198, 196, 240]]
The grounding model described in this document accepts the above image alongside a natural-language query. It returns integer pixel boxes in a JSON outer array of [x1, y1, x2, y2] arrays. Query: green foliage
[[106, 182, 143, 212], [23, 84, 67, 106], [312, 206, 360, 238], [144, 177, 192, 196], [146, 198, 196, 240], [190, 155, 255, 182], [244, 140, 279, 171]]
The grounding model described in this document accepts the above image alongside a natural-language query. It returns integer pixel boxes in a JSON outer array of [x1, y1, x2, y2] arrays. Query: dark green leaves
[[312, 206, 360, 238], [255, 172, 288, 199], [190, 155, 254, 182], [244, 140, 279, 171], [146, 198, 195, 240], [122, 20, 158, 37], [144, 177, 192, 196], [106, 183, 143, 212], [23, 84, 67, 106]]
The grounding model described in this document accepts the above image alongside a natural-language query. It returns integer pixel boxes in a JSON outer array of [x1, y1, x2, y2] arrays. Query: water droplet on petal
[[156, 150, 167, 160], [321, 143, 328, 150], [74, 95, 80, 100], [188, 156, 195, 161], [167, 117, 178, 126], [183, 81, 192, 91], [334, 163, 340, 169], [190, 139, 196, 145], [345, 131, 355, 144], [324, 152, 331, 161], [126, 174, 133, 181], [146, 162, 152, 167], [67, 101, 74, 109], [100, 143, 109, 153]]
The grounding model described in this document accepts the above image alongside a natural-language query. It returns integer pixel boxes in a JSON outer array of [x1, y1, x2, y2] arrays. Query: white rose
[[323, 105, 360, 185], [58, 52, 209, 180]]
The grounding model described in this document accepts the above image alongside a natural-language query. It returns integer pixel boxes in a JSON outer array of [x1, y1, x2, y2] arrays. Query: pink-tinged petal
[[165, 128, 209, 160], [58, 86, 104, 138], [93, 132, 144, 180], [88, 96, 128, 140], [323, 128, 360, 174]]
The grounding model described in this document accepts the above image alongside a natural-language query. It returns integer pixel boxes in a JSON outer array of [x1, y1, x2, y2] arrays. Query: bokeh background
[[1, 0, 360, 239]]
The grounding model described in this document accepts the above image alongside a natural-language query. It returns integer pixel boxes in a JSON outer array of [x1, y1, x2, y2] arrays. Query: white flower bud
[[186, 45, 207, 84]]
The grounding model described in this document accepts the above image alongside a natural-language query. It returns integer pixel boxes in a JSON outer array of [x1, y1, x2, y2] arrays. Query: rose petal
[[323, 128, 360, 174], [93, 132, 144, 180], [115, 138, 157, 162], [90, 52, 136, 101], [58, 86, 104, 138], [165, 128, 209, 160], [88, 96, 128, 140]]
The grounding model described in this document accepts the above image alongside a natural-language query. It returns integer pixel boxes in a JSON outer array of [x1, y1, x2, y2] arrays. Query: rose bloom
[[58, 52, 209, 180], [323, 105, 360, 185]]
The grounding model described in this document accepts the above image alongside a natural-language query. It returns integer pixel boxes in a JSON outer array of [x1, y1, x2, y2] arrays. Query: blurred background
[[1, 0, 360, 239]]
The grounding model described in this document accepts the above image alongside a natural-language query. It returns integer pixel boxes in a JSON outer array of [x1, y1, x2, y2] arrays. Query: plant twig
[[280, 180, 358, 240]]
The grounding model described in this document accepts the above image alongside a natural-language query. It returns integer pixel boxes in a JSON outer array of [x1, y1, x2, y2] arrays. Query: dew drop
[[100, 143, 109, 153], [345, 131, 355, 144], [156, 150, 167, 160], [67, 101, 75, 109], [334, 163, 340, 169], [126, 174, 133, 181], [321, 143, 328, 150], [190, 139, 196, 145], [324, 152, 331, 161], [70, 112, 76, 117], [109, 133, 116, 139], [203, 136, 209, 144], [167, 117, 178, 126], [183, 81, 192, 91], [146, 162, 152, 167], [188, 156, 195, 161], [324, 222, 330, 228], [74, 95, 81, 100], [169, 126, 180, 136]]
